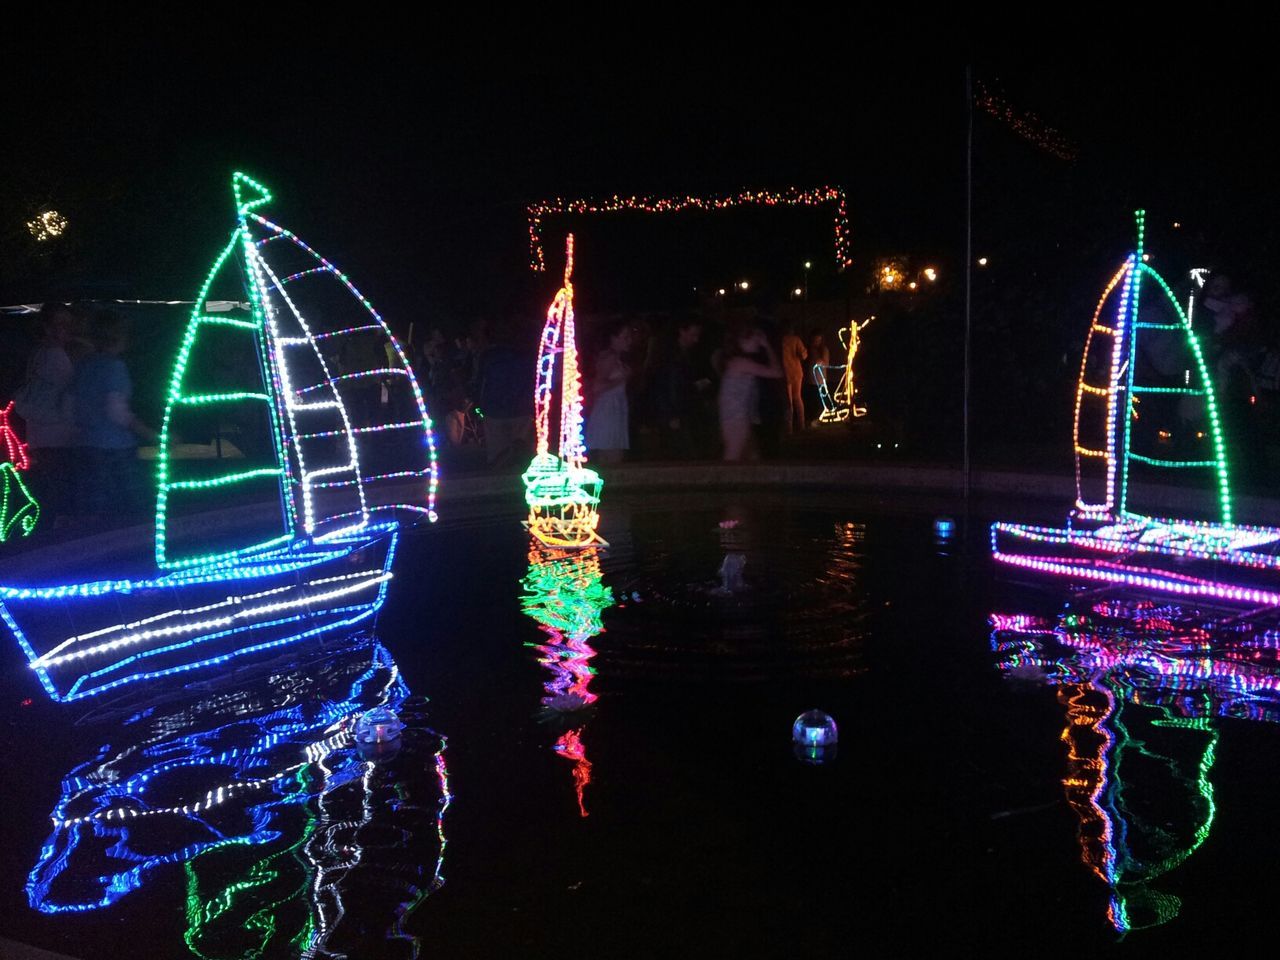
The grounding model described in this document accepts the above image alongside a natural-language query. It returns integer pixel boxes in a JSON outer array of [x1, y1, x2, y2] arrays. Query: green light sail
[[154, 179, 295, 569]]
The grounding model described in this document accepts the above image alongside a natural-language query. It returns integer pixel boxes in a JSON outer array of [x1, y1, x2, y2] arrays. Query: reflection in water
[[594, 506, 867, 683], [712, 514, 748, 596], [520, 543, 614, 817], [989, 600, 1280, 933], [27, 634, 449, 958], [552, 728, 593, 819]]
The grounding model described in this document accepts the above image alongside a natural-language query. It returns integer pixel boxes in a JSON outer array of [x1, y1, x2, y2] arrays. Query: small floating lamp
[[355, 706, 404, 744], [792, 709, 838, 763]]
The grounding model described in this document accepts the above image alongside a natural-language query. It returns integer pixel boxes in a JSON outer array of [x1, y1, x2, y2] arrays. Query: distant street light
[[977, 257, 989, 267], [793, 287, 802, 297], [739, 280, 749, 291], [923, 267, 938, 282]]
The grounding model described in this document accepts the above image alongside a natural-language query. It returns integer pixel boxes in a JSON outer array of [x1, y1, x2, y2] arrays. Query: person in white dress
[[584, 322, 634, 465]]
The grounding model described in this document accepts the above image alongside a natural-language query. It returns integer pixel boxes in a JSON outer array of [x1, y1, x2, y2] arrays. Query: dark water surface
[[1, 490, 1278, 957]]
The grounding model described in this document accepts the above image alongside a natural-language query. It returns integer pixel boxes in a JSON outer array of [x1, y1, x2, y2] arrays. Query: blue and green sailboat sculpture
[[0, 174, 438, 702], [993, 210, 1280, 605]]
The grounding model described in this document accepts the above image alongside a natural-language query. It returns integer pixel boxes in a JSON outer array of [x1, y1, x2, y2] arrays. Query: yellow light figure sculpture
[[814, 315, 873, 423], [522, 235, 607, 547]]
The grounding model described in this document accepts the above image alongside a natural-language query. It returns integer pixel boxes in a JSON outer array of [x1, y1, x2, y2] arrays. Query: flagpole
[[963, 66, 974, 500]]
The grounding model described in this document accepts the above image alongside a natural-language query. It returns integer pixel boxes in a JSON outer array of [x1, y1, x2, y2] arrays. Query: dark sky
[[4, 29, 1278, 327]]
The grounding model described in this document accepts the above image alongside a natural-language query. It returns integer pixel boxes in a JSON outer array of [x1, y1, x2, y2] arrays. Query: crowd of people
[[1195, 272, 1279, 483], [12, 303, 157, 527], [7, 268, 1279, 537], [411, 309, 845, 471], [2, 300, 854, 538]]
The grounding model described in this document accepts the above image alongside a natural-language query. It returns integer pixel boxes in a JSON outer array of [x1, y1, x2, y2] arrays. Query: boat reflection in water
[[520, 542, 614, 817], [991, 599, 1280, 933], [27, 632, 449, 959]]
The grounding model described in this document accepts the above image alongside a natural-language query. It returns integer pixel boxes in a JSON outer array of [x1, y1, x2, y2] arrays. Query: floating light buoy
[[792, 709, 838, 763], [355, 706, 403, 744]]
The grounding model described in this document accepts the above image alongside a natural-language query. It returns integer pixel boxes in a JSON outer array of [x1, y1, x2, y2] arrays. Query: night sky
[[4, 33, 1278, 346]]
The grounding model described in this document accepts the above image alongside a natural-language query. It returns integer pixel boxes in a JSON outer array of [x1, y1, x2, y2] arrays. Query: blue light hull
[[1, 523, 398, 702]]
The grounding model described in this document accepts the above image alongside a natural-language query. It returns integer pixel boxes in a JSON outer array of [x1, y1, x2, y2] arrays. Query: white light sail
[[242, 208, 438, 543]]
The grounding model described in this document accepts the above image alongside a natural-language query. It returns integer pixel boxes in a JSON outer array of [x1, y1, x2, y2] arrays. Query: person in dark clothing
[[477, 320, 534, 466], [649, 317, 707, 459], [1201, 277, 1267, 485], [15, 303, 78, 524], [755, 316, 787, 458], [72, 312, 158, 519]]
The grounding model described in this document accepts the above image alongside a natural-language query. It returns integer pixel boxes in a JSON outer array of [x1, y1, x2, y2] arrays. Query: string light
[[995, 210, 1270, 603], [1, 402, 31, 471], [991, 545, 1280, 607], [523, 235, 606, 548], [31, 568, 392, 671], [154, 224, 289, 568], [993, 519, 1280, 569], [249, 212, 439, 526], [26, 210, 68, 242], [5, 517, 398, 702], [974, 80, 1078, 161], [1, 463, 39, 543], [156, 173, 438, 569], [1074, 259, 1137, 517], [527, 186, 851, 271], [814, 316, 872, 423], [0, 537, 364, 601], [1, 403, 38, 542]]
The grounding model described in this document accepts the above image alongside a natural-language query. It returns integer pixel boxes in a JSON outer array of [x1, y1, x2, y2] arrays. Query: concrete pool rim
[[5, 461, 1279, 579]]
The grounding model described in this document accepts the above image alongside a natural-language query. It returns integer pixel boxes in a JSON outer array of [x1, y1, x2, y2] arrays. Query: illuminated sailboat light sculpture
[[522, 235, 606, 547], [0, 173, 438, 701], [992, 210, 1280, 606], [814, 316, 872, 423]]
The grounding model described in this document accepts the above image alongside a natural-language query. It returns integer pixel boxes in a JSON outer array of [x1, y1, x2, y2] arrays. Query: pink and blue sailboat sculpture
[[0, 174, 438, 702], [992, 210, 1280, 606]]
